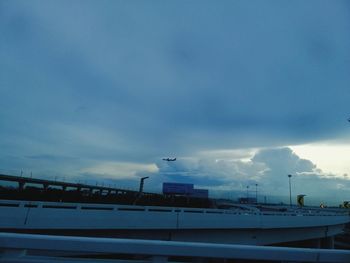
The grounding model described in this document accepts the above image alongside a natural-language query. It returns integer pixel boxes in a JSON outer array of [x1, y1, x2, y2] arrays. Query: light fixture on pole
[[288, 174, 292, 207]]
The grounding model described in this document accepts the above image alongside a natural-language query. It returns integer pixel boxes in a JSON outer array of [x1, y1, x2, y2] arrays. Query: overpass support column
[[18, 182, 25, 191], [308, 238, 321, 248], [322, 236, 334, 249]]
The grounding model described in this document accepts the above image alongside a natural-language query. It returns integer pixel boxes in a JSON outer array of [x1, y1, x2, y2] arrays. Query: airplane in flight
[[162, 157, 177, 161]]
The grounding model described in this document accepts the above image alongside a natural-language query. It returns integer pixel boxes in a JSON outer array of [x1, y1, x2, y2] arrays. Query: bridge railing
[[1, 233, 350, 262], [0, 199, 348, 217]]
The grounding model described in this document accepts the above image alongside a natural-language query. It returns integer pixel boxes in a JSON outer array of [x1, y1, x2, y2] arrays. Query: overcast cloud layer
[[1, 1, 350, 205]]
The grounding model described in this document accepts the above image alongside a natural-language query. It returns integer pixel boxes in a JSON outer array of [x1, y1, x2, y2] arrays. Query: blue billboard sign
[[162, 183, 194, 195]]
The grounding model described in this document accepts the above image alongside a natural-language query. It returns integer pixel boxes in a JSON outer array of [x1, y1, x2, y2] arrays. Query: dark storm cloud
[[1, 1, 350, 198]]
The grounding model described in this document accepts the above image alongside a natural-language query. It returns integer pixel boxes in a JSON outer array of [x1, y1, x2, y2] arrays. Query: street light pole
[[288, 174, 292, 207], [139, 176, 149, 194], [255, 184, 258, 204]]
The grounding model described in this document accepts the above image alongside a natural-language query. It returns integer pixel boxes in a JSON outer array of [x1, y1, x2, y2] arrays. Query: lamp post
[[246, 185, 249, 199], [139, 176, 149, 194], [255, 184, 258, 204], [288, 174, 292, 207]]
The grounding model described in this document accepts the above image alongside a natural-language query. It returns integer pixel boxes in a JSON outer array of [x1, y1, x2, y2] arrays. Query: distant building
[[162, 183, 209, 198], [238, 197, 257, 204], [189, 189, 209, 199]]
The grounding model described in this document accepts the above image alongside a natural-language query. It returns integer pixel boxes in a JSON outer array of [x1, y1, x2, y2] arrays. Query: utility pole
[[288, 174, 292, 207]]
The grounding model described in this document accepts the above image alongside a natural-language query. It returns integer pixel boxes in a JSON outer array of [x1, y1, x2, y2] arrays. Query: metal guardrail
[[0, 233, 350, 262]]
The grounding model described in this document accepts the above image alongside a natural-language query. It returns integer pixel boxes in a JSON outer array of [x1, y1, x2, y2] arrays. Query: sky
[[1, 1, 350, 205]]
